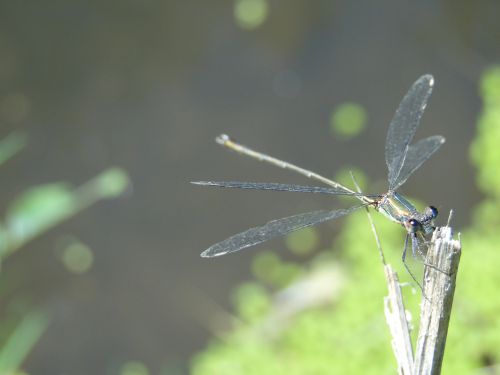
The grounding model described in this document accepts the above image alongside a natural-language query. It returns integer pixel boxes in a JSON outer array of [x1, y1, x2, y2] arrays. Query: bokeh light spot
[[61, 241, 94, 274], [285, 227, 319, 255], [234, 0, 269, 30], [330, 102, 367, 140]]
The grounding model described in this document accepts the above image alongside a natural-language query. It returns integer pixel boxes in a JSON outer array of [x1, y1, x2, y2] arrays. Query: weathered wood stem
[[384, 225, 461, 375]]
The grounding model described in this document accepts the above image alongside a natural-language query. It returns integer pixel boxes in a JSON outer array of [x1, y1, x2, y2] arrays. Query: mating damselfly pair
[[193, 75, 445, 280]]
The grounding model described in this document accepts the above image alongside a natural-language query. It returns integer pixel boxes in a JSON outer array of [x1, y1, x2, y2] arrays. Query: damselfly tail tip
[[200, 249, 224, 258], [216, 134, 230, 145]]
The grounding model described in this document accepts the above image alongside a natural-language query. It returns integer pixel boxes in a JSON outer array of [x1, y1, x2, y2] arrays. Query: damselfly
[[193, 75, 445, 275]]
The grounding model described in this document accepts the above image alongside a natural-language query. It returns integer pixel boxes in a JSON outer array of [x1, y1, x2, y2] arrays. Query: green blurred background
[[0, 1, 499, 374]]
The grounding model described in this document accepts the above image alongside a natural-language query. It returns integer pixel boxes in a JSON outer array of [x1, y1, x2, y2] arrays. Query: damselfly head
[[425, 206, 438, 219]]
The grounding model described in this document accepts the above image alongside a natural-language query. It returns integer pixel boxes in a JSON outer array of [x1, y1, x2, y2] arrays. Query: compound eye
[[425, 206, 438, 219], [407, 218, 421, 233]]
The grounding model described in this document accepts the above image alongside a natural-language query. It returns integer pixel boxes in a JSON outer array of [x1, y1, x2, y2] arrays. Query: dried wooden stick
[[384, 264, 414, 375], [413, 225, 461, 374], [383, 217, 461, 375]]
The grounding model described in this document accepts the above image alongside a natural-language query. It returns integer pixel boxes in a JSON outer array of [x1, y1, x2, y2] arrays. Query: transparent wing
[[390, 135, 445, 191], [386, 75, 434, 190], [201, 204, 365, 257], [192, 181, 379, 197]]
